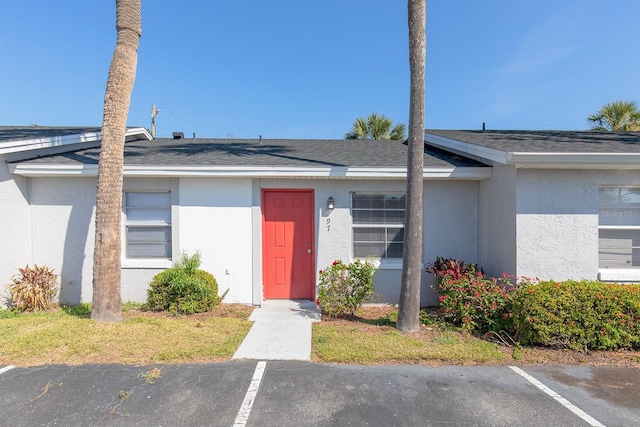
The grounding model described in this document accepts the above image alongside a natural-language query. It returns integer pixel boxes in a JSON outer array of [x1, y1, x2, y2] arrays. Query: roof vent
[[172, 132, 184, 139]]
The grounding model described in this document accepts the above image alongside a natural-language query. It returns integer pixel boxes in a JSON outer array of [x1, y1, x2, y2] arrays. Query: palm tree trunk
[[91, 0, 141, 322], [397, 0, 426, 332]]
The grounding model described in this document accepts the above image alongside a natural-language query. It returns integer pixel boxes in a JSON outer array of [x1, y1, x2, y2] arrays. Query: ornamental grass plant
[[6, 264, 58, 312]]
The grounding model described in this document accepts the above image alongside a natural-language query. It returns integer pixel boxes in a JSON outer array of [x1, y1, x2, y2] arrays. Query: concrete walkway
[[232, 299, 321, 361]]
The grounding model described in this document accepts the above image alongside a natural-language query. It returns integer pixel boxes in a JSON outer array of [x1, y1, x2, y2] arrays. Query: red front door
[[262, 190, 315, 299]]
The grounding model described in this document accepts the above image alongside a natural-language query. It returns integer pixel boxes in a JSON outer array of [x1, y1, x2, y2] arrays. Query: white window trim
[[122, 190, 173, 266], [367, 258, 404, 270], [598, 269, 640, 282], [122, 258, 173, 269], [598, 186, 640, 281], [350, 192, 406, 262]]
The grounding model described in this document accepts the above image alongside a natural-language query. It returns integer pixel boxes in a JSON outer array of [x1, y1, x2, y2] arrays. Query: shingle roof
[[425, 130, 640, 153], [15, 137, 487, 169], [0, 126, 101, 142]]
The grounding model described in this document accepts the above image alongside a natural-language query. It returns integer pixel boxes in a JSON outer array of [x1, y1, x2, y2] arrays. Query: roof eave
[[9, 164, 491, 180], [511, 153, 640, 169], [424, 133, 507, 165], [1, 127, 152, 161]]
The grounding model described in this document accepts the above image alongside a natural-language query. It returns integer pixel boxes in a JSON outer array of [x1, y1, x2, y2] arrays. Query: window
[[352, 193, 405, 259], [125, 191, 172, 258], [598, 187, 640, 269]]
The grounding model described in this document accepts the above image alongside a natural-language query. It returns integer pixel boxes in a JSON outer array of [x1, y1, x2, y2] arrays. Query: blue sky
[[1, 0, 639, 139]]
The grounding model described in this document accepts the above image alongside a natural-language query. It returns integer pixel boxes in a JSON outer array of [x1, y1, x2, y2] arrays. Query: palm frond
[[345, 113, 406, 140], [588, 100, 640, 131]]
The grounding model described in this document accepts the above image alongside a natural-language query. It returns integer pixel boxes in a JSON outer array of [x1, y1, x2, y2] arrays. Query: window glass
[[598, 187, 640, 269], [352, 193, 405, 259], [599, 229, 640, 268], [125, 191, 172, 259]]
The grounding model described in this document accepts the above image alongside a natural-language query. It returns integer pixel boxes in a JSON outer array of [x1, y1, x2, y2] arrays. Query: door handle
[[307, 249, 312, 254]]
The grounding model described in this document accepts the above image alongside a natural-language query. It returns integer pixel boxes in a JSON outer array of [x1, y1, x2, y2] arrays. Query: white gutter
[[9, 164, 492, 180], [125, 127, 153, 141], [425, 133, 640, 169], [0, 127, 151, 156], [509, 152, 640, 166], [0, 131, 101, 155], [424, 133, 508, 164]]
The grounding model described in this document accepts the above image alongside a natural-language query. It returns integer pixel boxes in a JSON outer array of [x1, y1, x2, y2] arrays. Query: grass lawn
[[313, 323, 505, 364], [312, 307, 506, 365], [312, 306, 640, 367], [0, 304, 253, 367], [2, 304, 638, 367]]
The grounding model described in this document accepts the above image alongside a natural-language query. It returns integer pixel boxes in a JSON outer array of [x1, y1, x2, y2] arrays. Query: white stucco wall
[[260, 178, 480, 306], [6, 172, 482, 308], [515, 169, 640, 282], [422, 181, 479, 305], [30, 177, 96, 305], [478, 164, 517, 278], [177, 178, 254, 304], [0, 160, 30, 306], [28, 176, 174, 306]]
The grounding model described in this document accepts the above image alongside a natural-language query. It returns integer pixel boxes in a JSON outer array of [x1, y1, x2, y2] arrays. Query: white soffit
[[9, 164, 492, 180]]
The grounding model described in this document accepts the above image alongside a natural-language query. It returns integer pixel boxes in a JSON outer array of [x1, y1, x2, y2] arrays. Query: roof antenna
[[151, 104, 160, 138], [259, 135, 262, 144]]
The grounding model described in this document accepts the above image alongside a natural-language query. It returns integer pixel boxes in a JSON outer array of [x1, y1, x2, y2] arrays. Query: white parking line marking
[[0, 366, 15, 375], [509, 366, 605, 427], [233, 361, 267, 427]]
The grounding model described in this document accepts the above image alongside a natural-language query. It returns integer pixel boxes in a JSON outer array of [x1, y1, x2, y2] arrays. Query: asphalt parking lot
[[1, 362, 638, 426]]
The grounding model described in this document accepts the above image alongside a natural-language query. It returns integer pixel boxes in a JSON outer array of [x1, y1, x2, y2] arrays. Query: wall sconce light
[[327, 196, 335, 210]]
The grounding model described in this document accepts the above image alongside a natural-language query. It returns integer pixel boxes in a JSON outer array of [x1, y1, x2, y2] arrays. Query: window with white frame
[[598, 187, 640, 269], [124, 191, 172, 258], [352, 193, 405, 259]]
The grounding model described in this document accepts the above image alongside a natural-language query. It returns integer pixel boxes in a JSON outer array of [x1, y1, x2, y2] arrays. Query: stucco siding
[[0, 161, 30, 306], [178, 178, 254, 304], [516, 169, 640, 281], [4, 172, 482, 308], [478, 164, 517, 278], [259, 179, 479, 306], [423, 181, 479, 305], [30, 177, 96, 305], [121, 268, 163, 303]]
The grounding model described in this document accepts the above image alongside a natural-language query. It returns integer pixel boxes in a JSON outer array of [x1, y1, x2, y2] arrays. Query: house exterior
[[1, 127, 638, 308]]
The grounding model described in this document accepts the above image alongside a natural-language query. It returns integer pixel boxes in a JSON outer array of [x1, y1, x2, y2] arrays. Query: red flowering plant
[[426, 257, 527, 333], [316, 259, 376, 317]]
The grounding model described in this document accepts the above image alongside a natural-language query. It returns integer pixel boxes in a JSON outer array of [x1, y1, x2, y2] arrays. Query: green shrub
[[6, 264, 58, 312], [425, 258, 518, 333], [146, 252, 226, 315], [437, 273, 517, 333], [317, 259, 377, 317], [513, 280, 640, 351]]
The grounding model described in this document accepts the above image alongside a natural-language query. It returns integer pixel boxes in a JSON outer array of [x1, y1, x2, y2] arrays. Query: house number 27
[[326, 218, 331, 231]]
